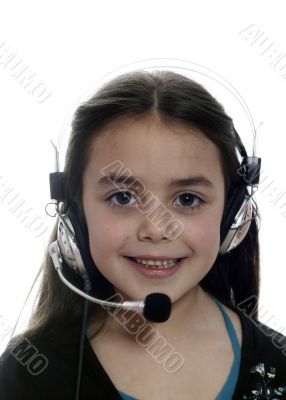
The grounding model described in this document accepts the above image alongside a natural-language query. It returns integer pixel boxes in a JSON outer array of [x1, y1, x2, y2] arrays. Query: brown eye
[[173, 193, 204, 209], [106, 190, 137, 209]]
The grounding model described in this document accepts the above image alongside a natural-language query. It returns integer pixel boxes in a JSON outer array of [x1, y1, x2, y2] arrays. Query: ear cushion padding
[[66, 202, 115, 298], [220, 184, 246, 246]]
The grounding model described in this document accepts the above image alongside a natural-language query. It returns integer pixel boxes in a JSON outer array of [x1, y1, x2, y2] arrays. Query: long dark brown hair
[[9, 69, 260, 345]]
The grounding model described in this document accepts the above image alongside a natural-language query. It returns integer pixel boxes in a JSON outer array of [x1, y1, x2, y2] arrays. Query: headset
[[47, 60, 261, 399]]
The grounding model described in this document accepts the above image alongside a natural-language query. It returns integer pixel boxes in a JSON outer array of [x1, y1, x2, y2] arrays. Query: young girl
[[1, 69, 286, 400]]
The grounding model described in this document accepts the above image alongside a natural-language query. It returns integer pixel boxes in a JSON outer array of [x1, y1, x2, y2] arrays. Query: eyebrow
[[97, 174, 214, 189]]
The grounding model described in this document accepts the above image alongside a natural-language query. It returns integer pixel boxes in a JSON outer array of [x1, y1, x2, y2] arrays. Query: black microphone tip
[[143, 293, 172, 323]]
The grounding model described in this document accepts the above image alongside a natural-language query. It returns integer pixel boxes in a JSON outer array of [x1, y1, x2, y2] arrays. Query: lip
[[127, 255, 180, 261], [124, 256, 186, 278]]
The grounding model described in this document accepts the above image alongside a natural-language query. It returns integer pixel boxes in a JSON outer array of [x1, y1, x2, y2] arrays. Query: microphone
[[49, 241, 172, 323]]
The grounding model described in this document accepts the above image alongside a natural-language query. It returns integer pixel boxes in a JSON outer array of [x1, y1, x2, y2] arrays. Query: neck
[[99, 285, 216, 344]]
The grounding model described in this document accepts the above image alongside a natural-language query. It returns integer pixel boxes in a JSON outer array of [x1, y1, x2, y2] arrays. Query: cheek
[[86, 211, 130, 259], [183, 211, 222, 253], [83, 191, 124, 248], [90, 220, 128, 246]]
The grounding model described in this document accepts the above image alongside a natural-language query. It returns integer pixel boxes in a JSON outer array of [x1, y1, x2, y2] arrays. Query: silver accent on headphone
[[219, 195, 253, 255], [48, 241, 145, 314], [56, 214, 85, 274]]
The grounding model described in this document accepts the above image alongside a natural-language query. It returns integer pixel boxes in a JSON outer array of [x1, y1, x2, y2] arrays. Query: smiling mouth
[[125, 256, 185, 269]]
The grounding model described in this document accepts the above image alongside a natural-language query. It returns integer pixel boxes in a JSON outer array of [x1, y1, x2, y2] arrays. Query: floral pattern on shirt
[[242, 363, 286, 399]]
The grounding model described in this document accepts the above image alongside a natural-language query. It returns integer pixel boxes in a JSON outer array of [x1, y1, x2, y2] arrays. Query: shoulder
[[220, 298, 286, 364], [0, 334, 121, 400], [235, 305, 286, 360], [232, 305, 286, 398], [0, 338, 42, 399], [218, 302, 286, 399], [0, 336, 78, 400]]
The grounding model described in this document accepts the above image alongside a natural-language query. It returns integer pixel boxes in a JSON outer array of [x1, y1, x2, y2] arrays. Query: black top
[[1, 305, 286, 400]]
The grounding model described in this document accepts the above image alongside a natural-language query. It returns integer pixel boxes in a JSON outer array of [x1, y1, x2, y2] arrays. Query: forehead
[[86, 116, 224, 187]]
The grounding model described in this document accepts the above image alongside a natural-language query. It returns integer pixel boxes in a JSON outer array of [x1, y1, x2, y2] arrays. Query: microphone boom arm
[[49, 241, 145, 314]]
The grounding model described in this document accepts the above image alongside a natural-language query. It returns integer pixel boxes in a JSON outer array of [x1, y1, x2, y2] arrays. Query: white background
[[0, 0, 286, 353]]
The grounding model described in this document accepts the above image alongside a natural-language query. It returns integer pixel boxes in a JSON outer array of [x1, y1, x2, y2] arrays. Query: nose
[[137, 212, 173, 242]]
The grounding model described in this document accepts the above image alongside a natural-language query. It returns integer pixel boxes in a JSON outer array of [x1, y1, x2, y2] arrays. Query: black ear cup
[[59, 202, 115, 299], [219, 184, 253, 255], [217, 154, 261, 254], [220, 184, 245, 242]]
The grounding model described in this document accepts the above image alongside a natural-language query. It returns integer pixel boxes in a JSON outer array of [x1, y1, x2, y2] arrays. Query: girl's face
[[82, 116, 226, 303]]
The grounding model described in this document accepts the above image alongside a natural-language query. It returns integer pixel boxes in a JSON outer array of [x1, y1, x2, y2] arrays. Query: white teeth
[[133, 258, 179, 269]]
